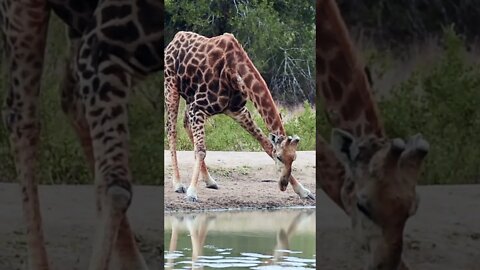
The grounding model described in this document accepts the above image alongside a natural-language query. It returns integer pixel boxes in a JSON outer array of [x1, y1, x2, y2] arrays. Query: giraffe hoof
[[186, 195, 198, 202], [174, 185, 186, 193], [206, 183, 219, 189]]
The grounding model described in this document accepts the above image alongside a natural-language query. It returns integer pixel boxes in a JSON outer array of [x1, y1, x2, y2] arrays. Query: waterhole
[[164, 208, 315, 269]]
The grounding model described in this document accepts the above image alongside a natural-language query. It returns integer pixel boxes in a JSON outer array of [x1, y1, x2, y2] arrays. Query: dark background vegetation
[[165, 0, 316, 105], [318, 0, 480, 184], [338, 0, 480, 50], [0, 0, 478, 185]]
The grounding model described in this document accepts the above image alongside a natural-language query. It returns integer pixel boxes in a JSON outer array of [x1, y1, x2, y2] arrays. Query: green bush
[[379, 26, 480, 184], [165, 0, 315, 105]]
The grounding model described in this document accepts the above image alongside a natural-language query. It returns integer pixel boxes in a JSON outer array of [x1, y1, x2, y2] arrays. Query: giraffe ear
[[331, 128, 358, 164], [269, 133, 279, 146]]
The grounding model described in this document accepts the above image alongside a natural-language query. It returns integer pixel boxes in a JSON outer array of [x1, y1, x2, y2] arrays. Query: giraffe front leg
[[77, 55, 147, 269], [227, 108, 314, 200], [185, 108, 207, 202], [289, 176, 315, 200], [185, 216, 201, 264], [183, 110, 218, 189], [227, 107, 274, 155], [200, 162, 218, 189], [2, 2, 51, 268]]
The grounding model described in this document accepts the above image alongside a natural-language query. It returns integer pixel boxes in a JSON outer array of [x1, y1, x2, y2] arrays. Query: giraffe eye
[[356, 202, 373, 220]]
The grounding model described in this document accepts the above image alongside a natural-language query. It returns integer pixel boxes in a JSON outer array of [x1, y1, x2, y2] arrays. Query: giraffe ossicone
[[165, 31, 314, 202]]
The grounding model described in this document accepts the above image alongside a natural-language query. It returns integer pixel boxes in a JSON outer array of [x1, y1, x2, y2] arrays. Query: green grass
[[163, 101, 316, 152]]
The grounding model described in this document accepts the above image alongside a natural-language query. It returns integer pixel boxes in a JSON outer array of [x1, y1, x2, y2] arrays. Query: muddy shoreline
[[0, 184, 478, 269], [0, 151, 478, 269], [164, 151, 316, 212]]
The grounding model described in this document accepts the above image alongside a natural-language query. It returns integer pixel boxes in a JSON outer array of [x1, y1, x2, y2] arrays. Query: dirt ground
[[164, 151, 316, 212], [316, 185, 480, 270], [0, 184, 479, 269], [0, 151, 479, 269]]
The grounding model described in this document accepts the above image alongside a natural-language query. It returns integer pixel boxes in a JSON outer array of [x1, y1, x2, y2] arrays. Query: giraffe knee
[[105, 177, 133, 213], [2, 108, 18, 133], [2, 107, 40, 138], [195, 148, 206, 160]]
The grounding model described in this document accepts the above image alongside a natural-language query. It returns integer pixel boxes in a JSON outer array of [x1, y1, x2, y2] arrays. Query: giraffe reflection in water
[[165, 209, 316, 269]]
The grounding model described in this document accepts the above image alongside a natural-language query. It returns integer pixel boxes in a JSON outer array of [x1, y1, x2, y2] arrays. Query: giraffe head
[[331, 128, 429, 270], [269, 133, 301, 191]]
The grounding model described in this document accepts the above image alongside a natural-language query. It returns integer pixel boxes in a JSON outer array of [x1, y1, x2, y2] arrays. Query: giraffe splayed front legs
[[1, 0, 163, 269], [164, 31, 313, 202], [227, 107, 311, 197]]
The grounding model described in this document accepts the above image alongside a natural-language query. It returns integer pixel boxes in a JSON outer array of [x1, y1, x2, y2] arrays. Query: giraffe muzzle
[[279, 173, 290, 191]]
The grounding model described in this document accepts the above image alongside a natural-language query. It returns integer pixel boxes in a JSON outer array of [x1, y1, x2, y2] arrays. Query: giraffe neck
[[316, 134, 347, 210], [229, 38, 286, 136], [317, 0, 385, 139]]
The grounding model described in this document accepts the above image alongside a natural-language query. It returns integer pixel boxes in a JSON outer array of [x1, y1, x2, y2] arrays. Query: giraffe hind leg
[[183, 109, 218, 189], [165, 74, 185, 193], [2, 2, 51, 269]]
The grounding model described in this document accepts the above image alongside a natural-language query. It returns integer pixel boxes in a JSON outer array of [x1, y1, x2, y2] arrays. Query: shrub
[[379, 26, 480, 184]]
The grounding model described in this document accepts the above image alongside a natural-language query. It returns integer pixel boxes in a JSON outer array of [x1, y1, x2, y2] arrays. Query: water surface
[[164, 208, 315, 269]]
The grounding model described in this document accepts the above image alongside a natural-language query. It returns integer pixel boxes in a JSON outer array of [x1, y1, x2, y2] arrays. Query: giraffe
[[316, 1, 429, 269], [164, 31, 314, 202], [1, 0, 163, 269]]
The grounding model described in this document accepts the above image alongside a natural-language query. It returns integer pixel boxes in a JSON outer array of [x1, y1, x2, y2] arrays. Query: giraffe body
[[1, 0, 163, 269], [164, 31, 313, 202], [316, 0, 429, 269]]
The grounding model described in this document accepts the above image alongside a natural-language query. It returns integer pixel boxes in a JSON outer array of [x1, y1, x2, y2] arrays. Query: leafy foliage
[[338, 0, 480, 50], [379, 27, 480, 184], [165, 0, 315, 105]]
